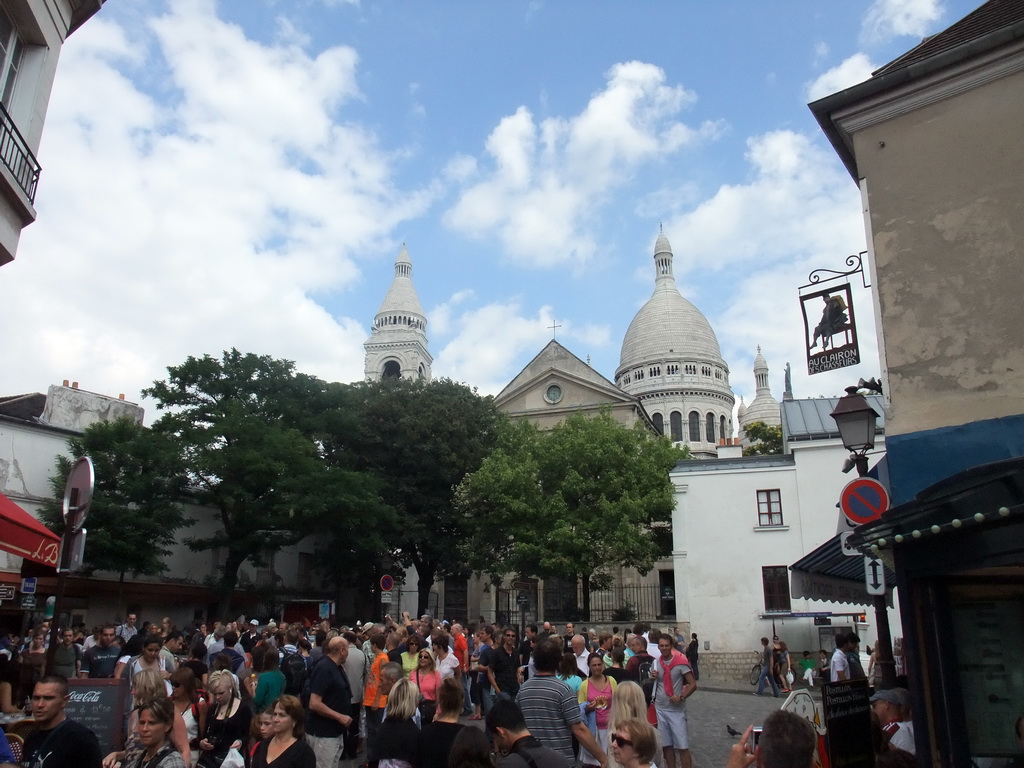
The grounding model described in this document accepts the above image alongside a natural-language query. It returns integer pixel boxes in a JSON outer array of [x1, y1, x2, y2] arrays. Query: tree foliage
[[742, 421, 784, 456], [143, 349, 365, 617], [342, 378, 503, 614], [456, 411, 685, 618], [40, 418, 188, 587]]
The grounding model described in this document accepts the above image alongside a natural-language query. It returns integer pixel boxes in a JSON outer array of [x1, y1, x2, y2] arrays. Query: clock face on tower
[[545, 383, 563, 404]]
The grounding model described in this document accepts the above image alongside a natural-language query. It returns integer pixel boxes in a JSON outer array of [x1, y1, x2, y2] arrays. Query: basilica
[[364, 229, 782, 452]]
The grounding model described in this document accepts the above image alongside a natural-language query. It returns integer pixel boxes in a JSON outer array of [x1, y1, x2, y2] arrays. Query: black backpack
[[299, 656, 327, 709], [282, 652, 308, 695], [636, 654, 656, 704]]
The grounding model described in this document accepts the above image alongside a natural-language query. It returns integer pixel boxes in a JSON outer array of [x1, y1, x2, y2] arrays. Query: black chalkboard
[[66, 678, 129, 755], [823, 678, 873, 768]]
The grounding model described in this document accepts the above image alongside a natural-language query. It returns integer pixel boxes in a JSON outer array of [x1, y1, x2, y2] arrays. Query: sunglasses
[[171, 683, 181, 688], [419, 654, 431, 659], [611, 735, 633, 748]]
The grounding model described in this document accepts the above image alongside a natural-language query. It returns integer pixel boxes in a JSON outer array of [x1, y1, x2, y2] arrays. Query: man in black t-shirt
[[492, 627, 522, 699], [80, 624, 120, 678], [305, 636, 353, 768], [23, 674, 102, 768]]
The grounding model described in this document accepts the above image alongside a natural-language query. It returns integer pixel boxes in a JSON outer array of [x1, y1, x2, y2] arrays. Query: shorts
[[656, 706, 689, 749]]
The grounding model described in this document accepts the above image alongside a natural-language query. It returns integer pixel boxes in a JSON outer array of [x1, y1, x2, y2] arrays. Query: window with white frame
[[757, 489, 783, 526], [0, 9, 25, 110]]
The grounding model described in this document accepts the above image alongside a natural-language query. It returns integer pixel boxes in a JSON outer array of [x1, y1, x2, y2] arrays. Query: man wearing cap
[[871, 688, 915, 755], [240, 619, 260, 653]]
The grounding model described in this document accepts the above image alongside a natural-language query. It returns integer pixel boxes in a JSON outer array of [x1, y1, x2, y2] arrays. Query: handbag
[[415, 670, 437, 723]]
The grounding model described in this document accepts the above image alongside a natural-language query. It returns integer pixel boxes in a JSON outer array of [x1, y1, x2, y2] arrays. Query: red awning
[[0, 492, 59, 567]]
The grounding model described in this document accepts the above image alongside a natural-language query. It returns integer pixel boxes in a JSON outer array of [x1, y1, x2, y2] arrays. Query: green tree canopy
[[143, 349, 357, 618], [342, 378, 503, 614], [742, 421, 784, 456], [456, 411, 685, 618], [40, 417, 189, 609]]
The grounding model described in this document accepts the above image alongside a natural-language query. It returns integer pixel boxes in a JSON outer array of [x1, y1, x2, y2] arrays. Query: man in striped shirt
[[516, 637, 607, 767]]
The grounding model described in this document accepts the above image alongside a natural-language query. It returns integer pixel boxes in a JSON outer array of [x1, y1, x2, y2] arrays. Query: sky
[[1, 0, 981, 423]]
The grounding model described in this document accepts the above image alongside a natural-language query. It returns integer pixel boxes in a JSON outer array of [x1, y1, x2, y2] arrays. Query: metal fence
[[542, 582, 674, 624]]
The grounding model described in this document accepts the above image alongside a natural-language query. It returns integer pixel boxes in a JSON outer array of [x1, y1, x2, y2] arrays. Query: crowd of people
[[11, 613, 1020, 768], [0, 614, 710, 768]]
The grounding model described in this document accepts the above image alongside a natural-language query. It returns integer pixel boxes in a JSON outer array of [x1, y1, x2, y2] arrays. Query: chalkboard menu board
[[822, 678, 872, 768], [66, 678, 129, 755]]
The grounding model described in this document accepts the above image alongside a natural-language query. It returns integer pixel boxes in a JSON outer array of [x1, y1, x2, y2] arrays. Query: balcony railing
[[0, 101, 40, 204]]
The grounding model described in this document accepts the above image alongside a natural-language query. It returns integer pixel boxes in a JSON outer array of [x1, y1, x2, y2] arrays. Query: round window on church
[[545, 383, 563, 404]]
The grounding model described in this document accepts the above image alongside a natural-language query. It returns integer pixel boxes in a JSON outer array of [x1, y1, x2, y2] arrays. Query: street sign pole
[[46, 456, 94, 675]]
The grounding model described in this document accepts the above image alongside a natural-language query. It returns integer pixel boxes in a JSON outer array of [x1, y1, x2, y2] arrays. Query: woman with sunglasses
[[413, 648, 440, 723], [579, 652, 618, 767], [169, 667, 206, 766], [250, 695, 315, 768], [401, 634, 424, 678], [607, 682, 659, 768], [610, 719, 659, 768]]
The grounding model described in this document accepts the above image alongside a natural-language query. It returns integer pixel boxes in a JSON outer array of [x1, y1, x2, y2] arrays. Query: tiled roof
[[874, 0, 1024, 76], [0, 393, 46, 421]]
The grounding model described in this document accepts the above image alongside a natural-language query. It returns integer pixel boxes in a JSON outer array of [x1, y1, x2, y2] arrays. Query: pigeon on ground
[[726, 725, 742, 738]]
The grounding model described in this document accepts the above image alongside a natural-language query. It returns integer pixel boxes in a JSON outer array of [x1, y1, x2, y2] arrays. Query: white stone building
[[669, 396, 894, 681], [615, 230, 735, 458], [363, 244, 432, 382], [0, 0, 105, 267], [738, 347, 782, 446]]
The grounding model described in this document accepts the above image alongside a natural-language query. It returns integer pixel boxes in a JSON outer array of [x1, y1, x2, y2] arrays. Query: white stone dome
[[618, 233, 724, 372]]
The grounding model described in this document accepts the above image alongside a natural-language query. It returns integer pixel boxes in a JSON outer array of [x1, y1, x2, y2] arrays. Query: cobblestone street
[[684, 685, 790, 768]]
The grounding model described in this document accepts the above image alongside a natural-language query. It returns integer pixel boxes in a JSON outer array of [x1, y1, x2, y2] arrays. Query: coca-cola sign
[[68, 690, 102, 703]]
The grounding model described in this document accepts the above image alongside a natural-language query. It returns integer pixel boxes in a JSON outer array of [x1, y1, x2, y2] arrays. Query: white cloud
[[862, 0, 944, 42], [666, 130, 864, 280], [433, 302, 558, 394], [806, 53, 877, 101], [1, 1, 433, 413], [429, 289, 475, 336], [444, 61, 719, 269]]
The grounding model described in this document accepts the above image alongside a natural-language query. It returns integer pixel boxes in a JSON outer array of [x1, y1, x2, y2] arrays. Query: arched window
[[688, 411, 701, 442], [670, 411, 683, 442], [382, 360, 401, 379], [720, 416, 727, 441], [652, 413, 664, 435], [706, 413, 716, 445]]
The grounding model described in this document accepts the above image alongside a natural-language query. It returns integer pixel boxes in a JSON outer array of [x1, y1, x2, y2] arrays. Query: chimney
[[71, 382, 79, 389], [62, 380, 69, 387]]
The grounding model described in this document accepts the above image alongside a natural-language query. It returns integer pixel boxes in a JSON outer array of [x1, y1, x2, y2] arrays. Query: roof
[[618, 232, 724, 373], [673, 453, 795, 474], [781, 395, 885, 443], [874, 0, 1024, 76], [808, 0, 1024, 180], [496, 340, 626, 404], [375, 244, 426, 319], [0, 393, 46, 422]]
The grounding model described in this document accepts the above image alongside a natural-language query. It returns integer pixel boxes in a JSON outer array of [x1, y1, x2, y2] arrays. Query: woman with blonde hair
[[412, 647, 440, 723], [371, 679, 420, 768], [198, 669, 251, 768], [607, 682, 660, 768]]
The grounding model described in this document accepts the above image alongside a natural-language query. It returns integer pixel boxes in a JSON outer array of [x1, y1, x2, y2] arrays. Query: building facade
[[1, 0, 104, 267], [811, 1, 1024, 763]]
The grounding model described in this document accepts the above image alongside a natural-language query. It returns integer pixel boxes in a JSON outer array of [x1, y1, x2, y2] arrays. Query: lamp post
[[830, 387, 897, 689]]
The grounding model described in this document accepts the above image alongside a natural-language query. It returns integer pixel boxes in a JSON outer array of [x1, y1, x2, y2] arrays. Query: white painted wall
[[671, 437, 900, 657]]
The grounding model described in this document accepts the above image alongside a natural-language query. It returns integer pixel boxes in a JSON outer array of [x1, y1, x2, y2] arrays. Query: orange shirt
[[454, 633, 469, 671], [363, 651, 389, 709]]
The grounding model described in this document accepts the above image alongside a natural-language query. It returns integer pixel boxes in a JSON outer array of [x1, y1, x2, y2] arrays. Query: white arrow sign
[[864, 556, 886, 595]]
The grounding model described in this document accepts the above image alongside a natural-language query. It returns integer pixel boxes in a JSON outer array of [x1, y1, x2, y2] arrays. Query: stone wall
[[697, 651, 761, 685]]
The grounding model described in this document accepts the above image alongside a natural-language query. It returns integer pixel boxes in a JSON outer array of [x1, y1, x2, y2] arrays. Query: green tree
[[742, 421, 784, 456], [456, 410, 686, 619], [40, 418, 188, 613], [344, 378, 503, 615], [143, 349, 341, 618]]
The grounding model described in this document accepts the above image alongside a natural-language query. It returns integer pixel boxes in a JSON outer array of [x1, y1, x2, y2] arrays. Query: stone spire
[[363, 244, 432, 381]]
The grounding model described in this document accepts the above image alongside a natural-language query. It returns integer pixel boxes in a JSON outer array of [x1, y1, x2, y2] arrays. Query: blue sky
[[1, 0, 979, 420]]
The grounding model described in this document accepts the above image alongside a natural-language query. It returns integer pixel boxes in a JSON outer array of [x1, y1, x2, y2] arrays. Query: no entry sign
[[840, 477, 889, 526]]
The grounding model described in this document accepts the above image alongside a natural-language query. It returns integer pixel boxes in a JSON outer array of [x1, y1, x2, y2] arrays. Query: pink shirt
[[415, 669, 441, 701]]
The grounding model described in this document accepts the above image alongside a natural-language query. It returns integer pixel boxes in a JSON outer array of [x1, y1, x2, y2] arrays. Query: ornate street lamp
[[831, 386, 881, 475]]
